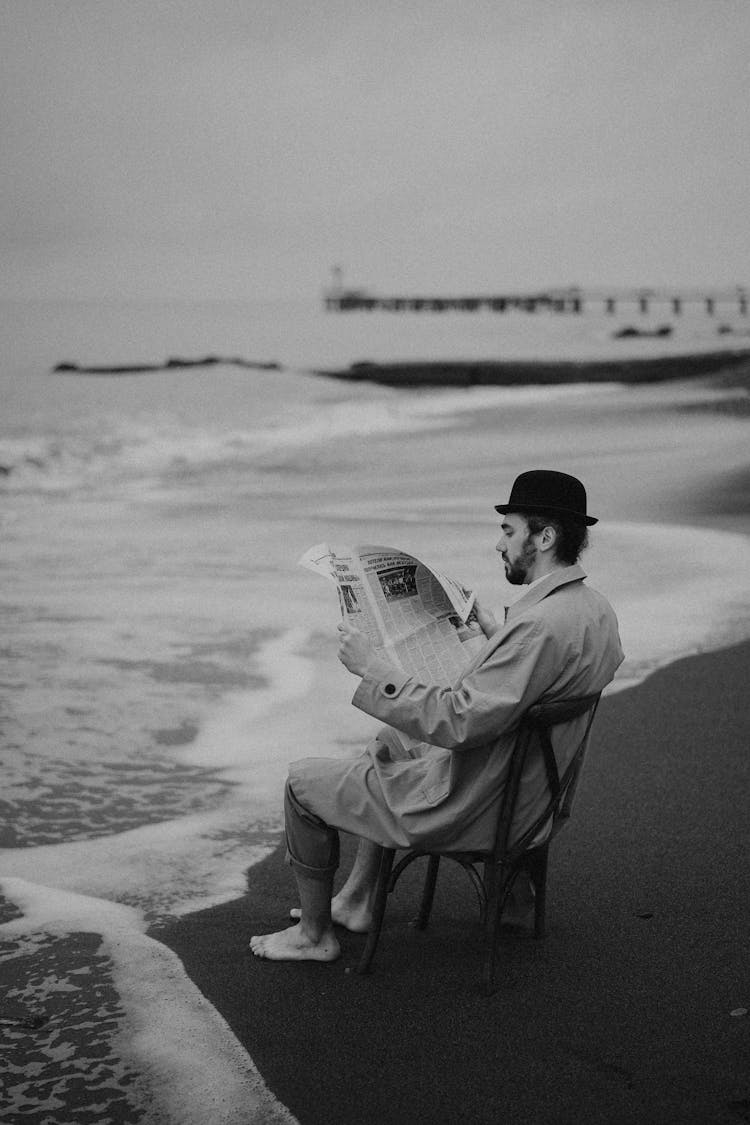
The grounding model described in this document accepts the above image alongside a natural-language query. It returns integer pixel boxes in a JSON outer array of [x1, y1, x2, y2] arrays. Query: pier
[[324, 280, 748, 317]]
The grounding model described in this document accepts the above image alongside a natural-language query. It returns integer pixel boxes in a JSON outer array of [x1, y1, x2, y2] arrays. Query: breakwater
[[316, 349, 750, 387], [52, 355, 280, 375]]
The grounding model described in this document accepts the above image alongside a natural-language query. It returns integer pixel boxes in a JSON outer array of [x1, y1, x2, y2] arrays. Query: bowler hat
[[494, 470, 598, 526]]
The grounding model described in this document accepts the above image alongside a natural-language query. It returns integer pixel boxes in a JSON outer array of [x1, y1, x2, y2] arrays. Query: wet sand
[[156, 640, 750, 1125], [4, 633, 747, 1122]]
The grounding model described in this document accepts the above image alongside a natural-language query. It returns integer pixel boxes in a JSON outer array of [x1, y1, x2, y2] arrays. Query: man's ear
[[537, 524, 558, 553]]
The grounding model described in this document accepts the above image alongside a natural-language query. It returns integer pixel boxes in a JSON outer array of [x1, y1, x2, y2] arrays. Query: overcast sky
[[2, 1, 748, 300]]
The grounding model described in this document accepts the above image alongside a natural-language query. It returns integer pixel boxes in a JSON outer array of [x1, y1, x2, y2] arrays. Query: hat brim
[[494, 503, 598, 526]]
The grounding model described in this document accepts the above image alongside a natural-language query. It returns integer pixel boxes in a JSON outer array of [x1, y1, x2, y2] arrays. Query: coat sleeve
[[351, 615, 560, 750]]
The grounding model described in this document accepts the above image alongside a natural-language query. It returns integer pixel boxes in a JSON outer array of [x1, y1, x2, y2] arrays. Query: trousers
[[284, 779, 340, 880]]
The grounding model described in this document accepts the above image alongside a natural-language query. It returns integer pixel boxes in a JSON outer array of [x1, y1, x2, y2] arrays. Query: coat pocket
[[420, 780, 450, 805]]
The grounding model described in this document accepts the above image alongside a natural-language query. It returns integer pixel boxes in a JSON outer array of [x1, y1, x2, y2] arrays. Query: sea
[[2, 295, 750, 1122]]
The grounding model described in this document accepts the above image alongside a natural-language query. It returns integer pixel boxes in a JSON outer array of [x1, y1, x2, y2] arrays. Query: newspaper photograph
[[299, 543, 486, 684]]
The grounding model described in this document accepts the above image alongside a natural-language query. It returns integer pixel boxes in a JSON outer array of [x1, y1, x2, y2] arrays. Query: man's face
[[496, 514, 537, 585]]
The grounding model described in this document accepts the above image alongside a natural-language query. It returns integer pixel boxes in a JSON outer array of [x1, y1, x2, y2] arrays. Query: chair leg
[[526, 846, 549, 939], [356, 847, 395, 975], [481, 867, 511, 995], [415, 855, 440, 930]]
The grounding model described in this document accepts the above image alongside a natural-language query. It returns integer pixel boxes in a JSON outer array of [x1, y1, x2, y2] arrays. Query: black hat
[[494, 470, 598, 526]]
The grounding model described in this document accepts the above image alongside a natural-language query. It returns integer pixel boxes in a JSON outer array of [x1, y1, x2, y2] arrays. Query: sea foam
[[0, 877, 297, 1125]]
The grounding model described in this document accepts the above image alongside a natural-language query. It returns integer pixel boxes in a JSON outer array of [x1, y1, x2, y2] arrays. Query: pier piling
[[324, 277, 748, 318]]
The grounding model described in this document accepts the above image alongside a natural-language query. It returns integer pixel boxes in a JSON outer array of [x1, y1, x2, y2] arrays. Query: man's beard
[[504, 538, 537, 585]]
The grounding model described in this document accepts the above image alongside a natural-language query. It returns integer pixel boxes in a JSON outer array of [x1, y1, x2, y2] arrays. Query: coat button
[[384, 683, 396, 695]]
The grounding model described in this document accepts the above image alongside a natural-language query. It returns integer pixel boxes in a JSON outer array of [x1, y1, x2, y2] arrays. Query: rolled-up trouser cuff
[[284, 778, 340, 881]]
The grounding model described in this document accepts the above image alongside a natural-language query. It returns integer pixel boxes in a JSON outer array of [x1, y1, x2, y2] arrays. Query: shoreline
[[4, 636, 748, 1123], [146, 395, 749, 1123], [2, 357, 746, 1125], [154, 637, 750, 1125]]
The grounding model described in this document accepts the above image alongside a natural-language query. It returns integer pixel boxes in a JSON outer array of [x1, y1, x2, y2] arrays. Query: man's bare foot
[[249, 923, 340, 962], [289, 895, 372, 933]]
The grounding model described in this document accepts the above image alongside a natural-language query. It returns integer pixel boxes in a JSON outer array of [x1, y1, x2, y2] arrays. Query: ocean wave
[[0, 409, 417, 494], [1, 747, 235, 849], [0, 424, 263, 493], [0, 381, 624, 495]]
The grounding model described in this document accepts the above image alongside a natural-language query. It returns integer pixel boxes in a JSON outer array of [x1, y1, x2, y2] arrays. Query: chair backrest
[[492, 693, 601, 867]]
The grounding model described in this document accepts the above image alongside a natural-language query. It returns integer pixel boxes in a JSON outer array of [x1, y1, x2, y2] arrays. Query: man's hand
[[337, 620, 375, 676], [473, 598, 498, 638]]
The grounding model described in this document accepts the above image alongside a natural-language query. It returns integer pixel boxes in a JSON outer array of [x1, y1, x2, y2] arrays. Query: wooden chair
[[356, 692, 601, 993]]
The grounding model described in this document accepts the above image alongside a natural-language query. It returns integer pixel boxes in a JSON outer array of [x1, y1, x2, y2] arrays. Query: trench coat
[[289, 564, 624, 853]]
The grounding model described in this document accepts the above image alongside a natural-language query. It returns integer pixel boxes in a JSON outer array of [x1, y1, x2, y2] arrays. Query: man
[[250, 470, 624, 962]]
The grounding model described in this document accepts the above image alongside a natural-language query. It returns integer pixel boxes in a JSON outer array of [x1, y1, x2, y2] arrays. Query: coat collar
[[503, 562, 587, 625], [461, 563, 588, 680]]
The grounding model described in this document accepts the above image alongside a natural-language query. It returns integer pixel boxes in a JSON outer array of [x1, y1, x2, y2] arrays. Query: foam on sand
[[0, 625, 341, 1121], [0, 624, 371, 919], [0, 877, 298, 1125]]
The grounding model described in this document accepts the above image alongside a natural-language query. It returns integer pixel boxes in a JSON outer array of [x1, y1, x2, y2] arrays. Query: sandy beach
[[2, 342, 749, 1125], [151, 362, 749, 1125], [157, 639, 750, 1125]]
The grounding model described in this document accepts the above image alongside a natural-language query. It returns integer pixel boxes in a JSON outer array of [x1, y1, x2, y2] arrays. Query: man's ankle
[[300, 918, 333, 944]]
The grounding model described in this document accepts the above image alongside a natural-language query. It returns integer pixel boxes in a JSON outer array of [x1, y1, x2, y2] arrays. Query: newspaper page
[[299, 543, 486, 685]]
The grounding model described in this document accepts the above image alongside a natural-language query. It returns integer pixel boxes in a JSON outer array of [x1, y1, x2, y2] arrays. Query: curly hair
[[523, 513, 590, 565]]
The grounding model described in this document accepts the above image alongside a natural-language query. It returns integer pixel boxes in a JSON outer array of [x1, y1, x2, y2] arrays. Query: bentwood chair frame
[[357, 692, 601, 993]]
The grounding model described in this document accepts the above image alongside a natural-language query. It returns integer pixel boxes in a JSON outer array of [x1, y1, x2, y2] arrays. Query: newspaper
[[300, 542, 486, 684]]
